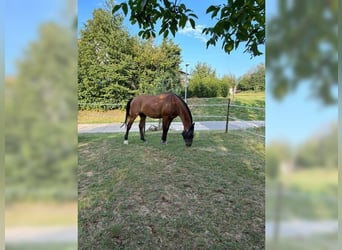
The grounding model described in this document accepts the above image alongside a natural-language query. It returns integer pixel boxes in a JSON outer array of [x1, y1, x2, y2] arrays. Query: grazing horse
[[122, 93, 195, 146]]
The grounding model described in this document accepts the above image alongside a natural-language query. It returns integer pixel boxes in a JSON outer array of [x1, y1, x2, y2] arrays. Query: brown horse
[[122, 93, 194, 146]]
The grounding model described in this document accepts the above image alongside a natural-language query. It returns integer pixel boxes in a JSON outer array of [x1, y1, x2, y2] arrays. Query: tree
[[131, 37, 182, 95], [295, 123, 337, 168], [112, 0, 265, 57], [266, 141, 292, 179], [188, 63, 228, 97], [237, 64, 264, 91], [5, 22, 77, 201], [78, 3, 183, 109], [78, 6, 136, 109]]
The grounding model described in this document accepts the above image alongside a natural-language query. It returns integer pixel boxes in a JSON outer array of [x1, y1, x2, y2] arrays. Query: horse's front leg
[[161, 118, 172, 144], [139, 114, 146, 142]]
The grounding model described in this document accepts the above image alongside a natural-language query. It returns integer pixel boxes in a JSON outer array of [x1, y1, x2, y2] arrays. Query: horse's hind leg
[[139, 114, 146, 142], [124, 116, 137, 144]]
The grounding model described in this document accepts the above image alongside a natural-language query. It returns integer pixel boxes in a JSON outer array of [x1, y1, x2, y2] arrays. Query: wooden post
[[225, 98, 231, 133]]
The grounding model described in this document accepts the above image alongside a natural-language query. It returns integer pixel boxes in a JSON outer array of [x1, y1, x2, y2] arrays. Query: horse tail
[[121, 98, 132, 127]]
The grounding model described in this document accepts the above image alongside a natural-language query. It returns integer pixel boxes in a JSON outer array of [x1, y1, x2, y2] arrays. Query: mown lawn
[[78, 91, 264, 124], [78, 130, 264, 249], [266, 233, 338, 250], [5, 202, 77, 227], [266, 168, 337, 221]]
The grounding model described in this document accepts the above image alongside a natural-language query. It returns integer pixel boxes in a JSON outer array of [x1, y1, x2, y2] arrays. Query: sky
[[5, 0, 66, 76], [4, 0, 337, 147], [266, 84, 337, 146]]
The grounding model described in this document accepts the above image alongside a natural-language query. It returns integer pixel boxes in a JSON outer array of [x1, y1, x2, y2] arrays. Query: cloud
[[179, 22, 208, 43]]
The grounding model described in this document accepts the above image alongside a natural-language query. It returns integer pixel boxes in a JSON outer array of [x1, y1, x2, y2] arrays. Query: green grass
[[266, 168, 338, 221], [6, 202, 77, 227], [281, 168, 337, 195], [78, 91, 264, 124], [78, 130, 265, 249], [266, 233, 338, 250]]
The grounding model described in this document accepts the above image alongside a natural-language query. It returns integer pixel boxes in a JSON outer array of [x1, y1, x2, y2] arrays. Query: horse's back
[[130, 93, 175, 118]]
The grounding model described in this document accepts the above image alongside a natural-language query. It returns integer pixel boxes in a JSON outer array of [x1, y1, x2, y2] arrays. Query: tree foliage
[[295, 123, 337, 168], [5, 22, 77, 201], [267, 0, 337, 105], [266, 142, 291, 179], [187, 62, 265, 98], [78, 8, 136, 108], [113, 0, 265, 57], [78, 4, 182, 110], [188, 63, 228, 98], [238, 63, 264, 91]]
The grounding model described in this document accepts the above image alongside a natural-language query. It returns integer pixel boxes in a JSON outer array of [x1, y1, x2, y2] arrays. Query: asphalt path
[[6, 226, 77, 244], [78, 120, 265, 133]]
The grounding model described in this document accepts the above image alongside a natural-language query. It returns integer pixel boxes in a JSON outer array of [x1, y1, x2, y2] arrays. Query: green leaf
[[179, 15, 187, 28], [163, 29, 169, 38], [189, 18, 195, 29], [112, 5, 121, 14], [188, 13, 198, 19], [206, 5, 218, 14], [224, 40, 234, 53], [122, 3, 128, 16]]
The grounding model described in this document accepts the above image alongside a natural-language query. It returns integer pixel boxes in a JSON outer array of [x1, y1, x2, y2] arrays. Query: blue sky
[[78, 0, 265, 78], [266, 84, 337, 146], [5, 0, 66, 76]]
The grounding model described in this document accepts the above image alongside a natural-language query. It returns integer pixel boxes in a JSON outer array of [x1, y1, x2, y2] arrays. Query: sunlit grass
[[281, 168, 337, 194], [5, 202, 77, 227], [266, 168, 338, 220]]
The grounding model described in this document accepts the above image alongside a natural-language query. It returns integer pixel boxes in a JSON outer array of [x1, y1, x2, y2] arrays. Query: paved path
[[78, 121, 265, 133], [6, 226, 77, 243], [266, 220, 337, 238], [6, 220, 337, 243]]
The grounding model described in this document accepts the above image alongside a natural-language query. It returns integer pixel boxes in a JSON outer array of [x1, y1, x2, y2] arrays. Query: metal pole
[[225, 98, 231, 133]]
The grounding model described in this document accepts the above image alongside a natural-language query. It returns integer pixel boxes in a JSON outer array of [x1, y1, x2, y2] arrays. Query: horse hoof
[[123, 140, 128, 145], [161, 141, 167, 145]]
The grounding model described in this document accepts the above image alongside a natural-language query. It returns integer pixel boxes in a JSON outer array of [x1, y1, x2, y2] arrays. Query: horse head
[[182, 123, 195, 147]]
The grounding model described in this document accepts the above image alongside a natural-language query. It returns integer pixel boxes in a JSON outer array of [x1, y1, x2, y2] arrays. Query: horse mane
[[172, 93, 193, 123]]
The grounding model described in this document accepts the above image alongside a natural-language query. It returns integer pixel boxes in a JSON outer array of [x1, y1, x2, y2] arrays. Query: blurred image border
[[339, 2, 342, 246], [1, 0, 5, 247]]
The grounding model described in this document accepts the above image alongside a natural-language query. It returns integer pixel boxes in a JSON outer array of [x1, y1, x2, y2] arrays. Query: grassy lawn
[[78, 91, 264, 124], [6, 202, 77, 227], [78, 130, 265, 249], [266, 168, 338, 221], [266, 233, 338, 250]]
